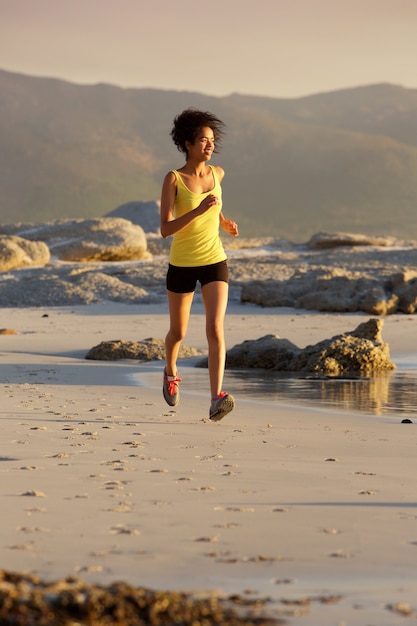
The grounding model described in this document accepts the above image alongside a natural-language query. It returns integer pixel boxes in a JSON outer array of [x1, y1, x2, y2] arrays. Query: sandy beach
[[1, 301, 417, 624]]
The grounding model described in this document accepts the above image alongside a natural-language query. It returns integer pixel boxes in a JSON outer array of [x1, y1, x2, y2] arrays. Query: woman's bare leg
[[165, 290, 194, 376], [201, 280, 229, 399]]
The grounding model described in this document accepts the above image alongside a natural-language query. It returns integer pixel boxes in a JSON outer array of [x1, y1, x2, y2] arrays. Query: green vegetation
[[2, 70, 417, 241]]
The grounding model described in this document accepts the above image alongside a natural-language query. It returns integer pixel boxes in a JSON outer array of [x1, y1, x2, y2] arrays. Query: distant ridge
[[2, 68, 417, 240]]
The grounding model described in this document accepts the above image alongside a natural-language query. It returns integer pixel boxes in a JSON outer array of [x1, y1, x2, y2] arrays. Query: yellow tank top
[[169, 165, 227, 267]]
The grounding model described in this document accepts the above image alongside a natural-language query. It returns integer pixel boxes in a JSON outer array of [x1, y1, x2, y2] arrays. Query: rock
[[226, 335, 300, 370], [0, 235, 50, 271], [0, 569, 270, 626], [390, 271, 417, 313], [306, 231, 396, 249], [85, 337, 203, 361], [196, 318, 395, 376], [240, 267, 416, 315], [0, 218, 149, 262], [106, 200, 161, 233], [0, 228, 416, 311], [146, 233, 171, 256], [290, 318, 395, 375], [0, 264, 156, 307]]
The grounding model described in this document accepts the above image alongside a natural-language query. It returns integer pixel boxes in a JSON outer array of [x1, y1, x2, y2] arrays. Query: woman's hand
[[195, 194, 219, 216], [220, 217, 239, 237]]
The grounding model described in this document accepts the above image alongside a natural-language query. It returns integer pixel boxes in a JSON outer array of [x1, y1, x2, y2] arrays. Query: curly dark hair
[[170, 108, 225, 155]]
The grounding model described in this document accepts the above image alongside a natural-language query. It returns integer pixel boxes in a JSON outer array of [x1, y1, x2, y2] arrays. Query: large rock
[[196, 319, 395, 376], [240, 267, 417, 315], [0, 235, 50, 271], [390, 270, 417, 313], [306, 231, 397, 249], [0, 218, 149, 262], [0, 264, 156, 307], [106, 201, 160, 234], [85, 337, 203, 361]]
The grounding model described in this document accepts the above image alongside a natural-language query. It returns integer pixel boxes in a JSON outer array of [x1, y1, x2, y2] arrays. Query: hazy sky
[[1, 0, 416, 98]]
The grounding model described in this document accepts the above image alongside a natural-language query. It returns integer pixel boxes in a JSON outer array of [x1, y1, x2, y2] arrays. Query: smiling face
[[185, 126, 215, 162]]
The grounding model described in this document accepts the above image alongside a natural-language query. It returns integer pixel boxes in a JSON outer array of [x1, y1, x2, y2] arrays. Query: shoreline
[[1, 303, 417, 624]]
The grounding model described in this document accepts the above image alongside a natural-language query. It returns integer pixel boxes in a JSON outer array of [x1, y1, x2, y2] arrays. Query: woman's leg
[[201, 280, 229, 399], [165, 290, 194, 376]]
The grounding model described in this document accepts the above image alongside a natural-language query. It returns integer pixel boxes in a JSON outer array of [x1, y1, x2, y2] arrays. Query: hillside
[[1, 69, 417, 240]]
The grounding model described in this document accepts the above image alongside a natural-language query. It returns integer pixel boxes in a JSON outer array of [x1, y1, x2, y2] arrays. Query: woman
[[160, 108, 239, 421]]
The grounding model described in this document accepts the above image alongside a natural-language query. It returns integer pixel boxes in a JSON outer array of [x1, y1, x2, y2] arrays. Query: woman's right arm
[[160, 172, 178, 239], [160, 172, 219, 238]]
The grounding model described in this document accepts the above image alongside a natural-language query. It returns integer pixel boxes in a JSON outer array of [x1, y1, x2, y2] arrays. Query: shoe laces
[[213, 391, 228, 401], [166, 374, 182, 395]]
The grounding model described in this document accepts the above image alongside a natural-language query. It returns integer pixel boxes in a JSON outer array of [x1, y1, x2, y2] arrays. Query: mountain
[[2, 69, 417, 241]]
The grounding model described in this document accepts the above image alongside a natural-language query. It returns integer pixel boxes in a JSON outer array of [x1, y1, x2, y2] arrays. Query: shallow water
[[139, 356, 417, 419], [223, 367, 417, 418]]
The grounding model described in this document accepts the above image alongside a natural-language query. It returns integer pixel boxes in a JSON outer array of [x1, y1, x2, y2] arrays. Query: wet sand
[[1, 302, 417, 624]]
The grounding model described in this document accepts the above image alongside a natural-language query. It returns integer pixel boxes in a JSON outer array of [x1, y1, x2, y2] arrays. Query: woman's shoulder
[[164, 170, 179, 183], [211, 164, 225, 183]]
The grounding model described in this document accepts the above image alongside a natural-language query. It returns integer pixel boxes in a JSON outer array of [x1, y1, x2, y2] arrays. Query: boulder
[[389, 271, 417, 313], [196, 318, 395, 376], [306, 231, 397, 249], [106, 200, 160, 234], [85, 337, 203, 361], [0, 265, 155, 307], [0, 235, 50, 271], [0, 218, 149, 262], [240, 268, 406, 315]]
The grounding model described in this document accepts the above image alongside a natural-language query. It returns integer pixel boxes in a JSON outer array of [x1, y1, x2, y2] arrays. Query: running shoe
[[209, 392, 235, 421], [163, 368, 182, 407]]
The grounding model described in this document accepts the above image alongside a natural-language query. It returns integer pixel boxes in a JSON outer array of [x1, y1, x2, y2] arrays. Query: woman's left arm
[[220, 212, 239, 237], [215, 166, 239, 237]]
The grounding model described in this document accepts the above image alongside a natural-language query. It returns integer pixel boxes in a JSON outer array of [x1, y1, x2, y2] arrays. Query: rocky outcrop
[[0, 218, 149, 262], [0, 235, 50, 271], [241, 268, 417, 315], [306, 231, 397, 249], [0, 229, 416, 311], [0, 569, 265, 626], [0, 263, 162, 307], [106, 200, 160, 234], [86, 337, 203, 361], [197, 319, 395, 376]]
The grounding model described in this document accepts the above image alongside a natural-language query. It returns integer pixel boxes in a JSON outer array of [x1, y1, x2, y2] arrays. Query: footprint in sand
[[8, 538, 37, 551], [106, 501, 134, 513], [20, 490, 46, 497], [330, 549, 351, 558], [225, 506, 254, 512], [17, 526, 49, 534], [109, 524, 140, 535], [75, 565, 103, 573], [101, 480, 126, 491], [25, 507, 47, 514]]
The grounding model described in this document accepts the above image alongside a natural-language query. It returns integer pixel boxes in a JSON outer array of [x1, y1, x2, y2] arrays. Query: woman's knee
[[206, 321, 224, 344], [167, 326, 187, 344]]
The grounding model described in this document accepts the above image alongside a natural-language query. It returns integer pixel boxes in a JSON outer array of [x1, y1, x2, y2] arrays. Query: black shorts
[[166, 260, 229, 294]]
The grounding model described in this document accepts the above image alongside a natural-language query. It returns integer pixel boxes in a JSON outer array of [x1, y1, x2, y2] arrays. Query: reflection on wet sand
[[224, 369, 417, 418]]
